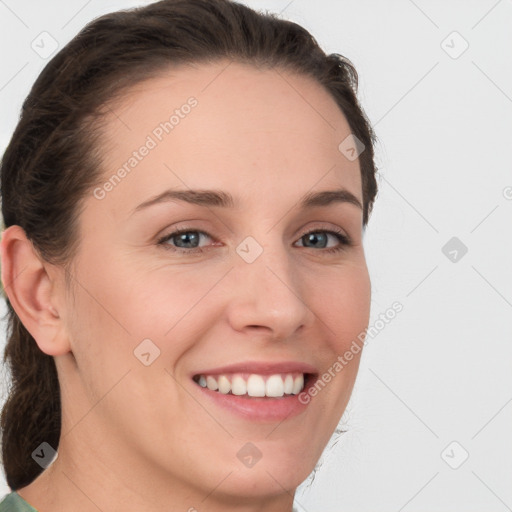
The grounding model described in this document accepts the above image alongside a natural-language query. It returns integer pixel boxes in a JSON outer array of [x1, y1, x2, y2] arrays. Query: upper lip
[[192, 360, 318, 377]]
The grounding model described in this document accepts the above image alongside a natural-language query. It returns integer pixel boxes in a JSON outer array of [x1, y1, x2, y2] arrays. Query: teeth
[[247, 374, 266, 397], [292, 374, 304, 394], [265, 374, 284, 397], [195, 372, 306, 398], [218, 375, 231, 394], [231, 375, 247, 395], [206, 376, 218, 391], [284, 374, 294, 394]]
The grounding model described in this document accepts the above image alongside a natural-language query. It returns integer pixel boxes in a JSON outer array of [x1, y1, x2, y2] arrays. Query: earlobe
[[0, 225, 71, 356]]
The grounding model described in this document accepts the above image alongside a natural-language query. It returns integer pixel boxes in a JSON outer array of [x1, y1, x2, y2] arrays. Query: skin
[[1, 59, 371, 512]]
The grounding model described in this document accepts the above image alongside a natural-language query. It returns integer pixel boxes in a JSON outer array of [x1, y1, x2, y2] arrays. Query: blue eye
[[296, 230, 351, 253], [157, 227, 351, 254], [158, 229, 212, 253]]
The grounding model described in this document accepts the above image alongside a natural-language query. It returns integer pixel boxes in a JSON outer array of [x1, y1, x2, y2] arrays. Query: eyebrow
[[131, 187, 363, 215]]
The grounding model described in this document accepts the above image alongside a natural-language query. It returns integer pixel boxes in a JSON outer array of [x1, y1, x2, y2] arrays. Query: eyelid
[[157, 222, 353, 254]]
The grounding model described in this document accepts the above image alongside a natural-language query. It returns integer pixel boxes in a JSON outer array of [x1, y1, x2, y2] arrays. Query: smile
[[190, 361, 319, 421], [192, 372, 307, 398]]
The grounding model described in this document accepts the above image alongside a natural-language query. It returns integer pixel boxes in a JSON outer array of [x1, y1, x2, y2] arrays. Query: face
[[55, 60, 371, 501]]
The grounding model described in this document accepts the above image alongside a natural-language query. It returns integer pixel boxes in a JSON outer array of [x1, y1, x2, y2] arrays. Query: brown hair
[[0, 0, 378, 490]]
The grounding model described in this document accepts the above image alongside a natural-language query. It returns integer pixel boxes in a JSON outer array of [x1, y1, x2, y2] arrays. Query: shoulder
[[0, 491, 38, 511]]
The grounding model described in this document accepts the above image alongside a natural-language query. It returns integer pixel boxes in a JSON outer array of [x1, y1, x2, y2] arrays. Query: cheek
[[70, 249, 194, 337], [308, 262, 371, 344], [62, 252, 152, 379], [66, 254, 221, 382]]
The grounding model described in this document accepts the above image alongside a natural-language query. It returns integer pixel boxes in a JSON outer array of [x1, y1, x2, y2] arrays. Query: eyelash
[[157, 226, 352, 255]]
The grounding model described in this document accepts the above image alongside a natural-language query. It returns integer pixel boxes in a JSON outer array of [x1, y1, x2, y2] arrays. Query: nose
[[226, 237, 314, 340]]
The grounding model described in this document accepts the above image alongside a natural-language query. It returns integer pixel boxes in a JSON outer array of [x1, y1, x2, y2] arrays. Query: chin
[[220, 466, 310, 501], [217, 445, 318, 499]]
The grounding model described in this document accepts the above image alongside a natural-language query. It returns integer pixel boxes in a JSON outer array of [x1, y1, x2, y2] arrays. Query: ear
[[0, 225, 71, 356]]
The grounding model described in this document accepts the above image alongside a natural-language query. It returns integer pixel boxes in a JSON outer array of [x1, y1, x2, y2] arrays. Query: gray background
[[0, 0, 511, 510]]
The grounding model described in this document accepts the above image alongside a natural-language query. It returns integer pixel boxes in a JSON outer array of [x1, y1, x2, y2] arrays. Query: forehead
[[93, 60, 362, 216]]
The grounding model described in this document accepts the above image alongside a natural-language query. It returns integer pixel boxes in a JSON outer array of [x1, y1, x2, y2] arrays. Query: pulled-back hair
[[0, 0, 378, 490]]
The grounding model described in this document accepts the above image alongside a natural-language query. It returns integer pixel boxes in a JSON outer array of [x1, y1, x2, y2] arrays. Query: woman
[[0, 0, 378, 510]]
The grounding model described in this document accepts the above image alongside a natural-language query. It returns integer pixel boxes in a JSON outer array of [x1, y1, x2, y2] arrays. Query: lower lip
[[192, 375, 316, 422]]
